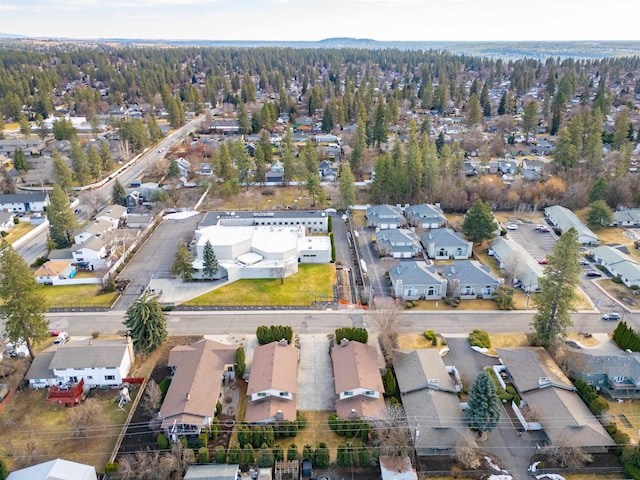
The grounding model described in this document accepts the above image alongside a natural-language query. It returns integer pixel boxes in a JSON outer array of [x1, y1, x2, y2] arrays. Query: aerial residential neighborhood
[[1, 26, 640, 480]]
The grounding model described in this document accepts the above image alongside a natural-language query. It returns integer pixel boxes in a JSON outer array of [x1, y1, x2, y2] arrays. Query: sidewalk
[[146, 277, 227, 304]]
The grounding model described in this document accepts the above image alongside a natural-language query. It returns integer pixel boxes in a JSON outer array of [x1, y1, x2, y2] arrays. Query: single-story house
[[34, 260, 76, 285], [404, 203, 447, 229], [331, 340, 385, 420], [0, 210, 15, 232], [365, 205, 406, 230], [245, 341, 299, 424], [439, 260, 503, 299], [95, 204, 127, 228], [388, 261, 447, 301], [0, 191, 50, 213], [489, 236, 544, 293], [544, 205, 599, 245], [590, 245, 640, 288], [563, 349, 640, 399], [7, 458, 97, 480], [73, 219, 113, 244], [611, 209, 640, 227], [374, 229, 423, 258], [393, 349, 473, 456], [125, 213, 153, 229], [497, 348, 614, 452], [422, 228, 472, 260], [25, 338, 134, 389], [160, 340, 236, 439]]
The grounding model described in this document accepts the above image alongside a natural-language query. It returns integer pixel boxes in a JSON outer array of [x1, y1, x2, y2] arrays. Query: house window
[[438, 248, 446, 256], [257, 392, 267, 397], [87, 376, 93, 380], [279, 391, 288, 397], [613, 376, 624, 383], [344, 391, 353, 396], [105, 375, 116, 381], [463, 286, 473, 295], [427, 287, 436, 296], [365, 390, 375, 396]]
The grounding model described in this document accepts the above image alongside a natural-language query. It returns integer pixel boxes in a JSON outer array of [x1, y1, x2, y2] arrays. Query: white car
[[506, 224, 518, 231]]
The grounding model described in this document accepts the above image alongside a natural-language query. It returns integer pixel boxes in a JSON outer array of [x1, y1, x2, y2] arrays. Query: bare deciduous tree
[[371, 402, 410, 457], [69, 399, 100, 439], [141, 379, 163, 418], [545, 436, 592, 468], [454, 442, 483, 470], [501, 252, 523, 285], [372, 308, 400, 367], [80, 190, 105, 218]]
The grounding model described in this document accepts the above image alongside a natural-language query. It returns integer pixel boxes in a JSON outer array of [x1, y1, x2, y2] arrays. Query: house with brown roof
[[497, 348, 614, 452], [34, 260, 76, 285], [245, 340, 299, 424], [160, 340, 237, 439], [331, 340, 385, 420]]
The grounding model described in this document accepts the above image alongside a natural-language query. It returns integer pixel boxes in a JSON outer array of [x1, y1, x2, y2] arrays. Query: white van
[[54, 332, 69, 345]]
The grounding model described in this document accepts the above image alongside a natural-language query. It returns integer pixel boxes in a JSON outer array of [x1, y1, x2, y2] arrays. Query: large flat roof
[[200, 210, 328, 227]]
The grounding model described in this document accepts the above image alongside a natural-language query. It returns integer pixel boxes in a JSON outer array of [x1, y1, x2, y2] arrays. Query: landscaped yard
[[596, 279, 640, 311], [606, 398, 640, 446], [40, 284, 119, 308], [5, 222, 37, 245], [0, 386, 138, 472], [183, 264, 336, 307]]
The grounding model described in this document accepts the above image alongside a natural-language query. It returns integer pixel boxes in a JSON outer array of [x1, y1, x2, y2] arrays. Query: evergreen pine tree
[[465, 371, 501, 434], [202, 240, 219, 279]]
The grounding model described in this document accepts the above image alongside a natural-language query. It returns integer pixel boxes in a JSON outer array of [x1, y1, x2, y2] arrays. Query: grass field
[[597, 279, 640, 311], [184, 264, 336, 307], [40, 284, 119, 308], [0, 386, 138, 472], [5, 223, 37, 245]]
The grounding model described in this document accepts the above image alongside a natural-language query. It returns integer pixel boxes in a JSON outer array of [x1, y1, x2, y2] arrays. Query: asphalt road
[[43, 309, 637, 338]]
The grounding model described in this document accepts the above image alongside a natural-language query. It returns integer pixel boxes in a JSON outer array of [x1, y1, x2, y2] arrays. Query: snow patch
[[164, 210, 199, 220]]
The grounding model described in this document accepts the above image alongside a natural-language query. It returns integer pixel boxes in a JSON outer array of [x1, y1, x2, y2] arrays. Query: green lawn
[[184, 264, 336, 307], [5, 222, 37, 245], [40, 284, 119, 309]]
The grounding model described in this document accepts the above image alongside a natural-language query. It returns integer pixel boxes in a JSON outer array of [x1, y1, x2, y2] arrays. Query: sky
[[1, 0, 639, 42]]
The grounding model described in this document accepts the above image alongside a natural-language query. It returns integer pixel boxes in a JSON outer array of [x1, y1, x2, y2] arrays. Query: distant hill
[[2, 34, 640, 59]]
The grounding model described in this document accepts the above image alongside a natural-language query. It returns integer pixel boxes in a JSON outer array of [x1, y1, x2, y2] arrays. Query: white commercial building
[[192, 224, 331, 282]]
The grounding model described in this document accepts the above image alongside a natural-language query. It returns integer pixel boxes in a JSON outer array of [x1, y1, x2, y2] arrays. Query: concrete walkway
[[297, 334, 335, 411]]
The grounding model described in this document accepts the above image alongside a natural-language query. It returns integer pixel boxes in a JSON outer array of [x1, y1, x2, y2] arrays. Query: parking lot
[[504, 220, 557, 262]]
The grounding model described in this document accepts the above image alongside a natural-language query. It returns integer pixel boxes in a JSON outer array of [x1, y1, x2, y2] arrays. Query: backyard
[[183, 264, 336, 307]]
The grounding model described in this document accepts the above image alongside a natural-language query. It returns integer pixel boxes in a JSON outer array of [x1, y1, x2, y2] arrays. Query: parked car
[[602, 312, 621, 321], [506, 224, 518, 230], [586, 270, 602, 277], [538, 226, 550, 233], [538, 259, 548, 265], [53, 332, 69, 345], [579, 259, 590, 266], [48, 329, 62, 337]]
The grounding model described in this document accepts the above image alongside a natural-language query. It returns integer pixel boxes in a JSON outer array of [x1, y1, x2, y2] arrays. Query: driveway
[[505, 222, 556, 263], [297, 334, 334, 411], [442, 336, 534, 478], [114, 212, 204, 311]]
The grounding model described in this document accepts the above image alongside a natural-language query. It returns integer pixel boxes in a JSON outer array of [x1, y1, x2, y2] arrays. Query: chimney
[[185, 393, 190, 401]]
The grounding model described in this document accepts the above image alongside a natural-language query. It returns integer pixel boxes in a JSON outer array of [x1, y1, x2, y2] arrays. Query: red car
[[538, 259, 548, 265], [48, 329, 62, 337]]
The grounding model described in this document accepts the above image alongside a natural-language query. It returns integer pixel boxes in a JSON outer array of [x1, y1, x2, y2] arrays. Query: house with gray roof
[[422, 228, 472, 260], [439, 260, 503, 299], [611, 209, 640, 227], [25, 338, 134, 389], [544, 205, 598, 245], [71, 235, 108, 271], [497, 348, 614, 452], [590, 245, 640, 288], [7, 458, 97, 480], [184, 464, 240, 480], [393, 349, 474, 456], [374, 229, 423, 258], [489, 236, 544, 293], [388, 261, 447, 300], [365, 205, 406, 230], [0, 191, 50, 213], [563, 349, 640, 399], [404, 203, 447, 229], [0, 210, 15, 232]]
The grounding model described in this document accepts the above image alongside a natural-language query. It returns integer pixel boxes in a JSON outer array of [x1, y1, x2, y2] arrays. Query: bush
[[612, 276, 623, 284], [104, 462, 119, 473], [214, 445, 226, 463], [157, 434, 169, 450], [424, 330, 436, 341], [256, 325, 293, 345], [335, 327, 368, 345], [469, 329, 491, 349], [31, 256, 48, 267], [198, 446, 210, 463], [159, 378, 171, 401]]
